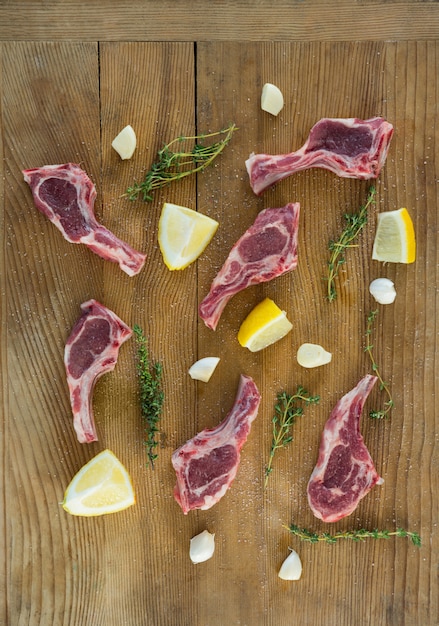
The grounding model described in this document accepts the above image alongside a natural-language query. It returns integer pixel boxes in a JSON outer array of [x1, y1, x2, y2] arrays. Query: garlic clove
[[278, 549, 303, 580], [189, 530, 215, 564], [261, 83, 284, 116], [112, 125, 137, 160], [369, 278, 397, 305], [297, 343, 332, 368], [188, 357, 220, 382]]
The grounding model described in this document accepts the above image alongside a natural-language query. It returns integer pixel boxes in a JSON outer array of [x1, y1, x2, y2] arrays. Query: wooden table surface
[[1, 2, 438, 625]]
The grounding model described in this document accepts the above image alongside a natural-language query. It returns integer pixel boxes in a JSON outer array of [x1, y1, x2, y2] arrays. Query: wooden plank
[[195, 40, 438, 625], [98, 41, 198, 623], [0, 0, 438, 42], [1, 42, 103, 624], [0, 43, 6, 626], [1, 38, 437, 625]]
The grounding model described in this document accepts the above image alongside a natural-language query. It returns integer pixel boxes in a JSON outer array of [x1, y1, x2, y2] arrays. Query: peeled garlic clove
[[188, 357, 220, 382], [261, 83, 284, 116], [297, 343, 332, 368], [369, 278, 396, 304], [278, 549, 302, 580], [189, 530, 215, 564], [112, 124, 137, 160]]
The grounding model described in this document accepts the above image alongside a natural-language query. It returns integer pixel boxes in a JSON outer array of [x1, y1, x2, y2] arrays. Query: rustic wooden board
[[0, 0, 439, 42], [1, 38, 438, 625]]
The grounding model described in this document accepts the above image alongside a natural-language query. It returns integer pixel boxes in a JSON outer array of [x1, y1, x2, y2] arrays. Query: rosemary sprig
[[133, 324, 164, 468], [326, 186, 376, 301], [364, 309, 394, 418], [126, 123, 238, 202], [286, 523, 421, 547], [264, 387, 319, 488]]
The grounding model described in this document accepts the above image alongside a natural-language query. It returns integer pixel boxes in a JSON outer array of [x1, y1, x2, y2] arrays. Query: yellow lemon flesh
[[238, 297, 293, 352], [158, 202, 219, 270], [372, 208, 416, 263], [62, 449, 135, 516]]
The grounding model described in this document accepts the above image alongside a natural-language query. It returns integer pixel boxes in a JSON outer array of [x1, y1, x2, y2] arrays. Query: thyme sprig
[[364, 309, 394, 418], [286, 523, 421, 546], [265, 387, 319, 488], [126, 123, 238, 202], [133, 325, 164, 468], [326, 186, 376, 301]]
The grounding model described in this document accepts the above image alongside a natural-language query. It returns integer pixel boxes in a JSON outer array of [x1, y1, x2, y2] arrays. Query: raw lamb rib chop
[[246, 117, 394, 195], [307, 374, 384, 523], [199, 203, 300, 330], [172, 374, 261, 514], [64, 299, 132, 443], [23, 163, 146, 276]]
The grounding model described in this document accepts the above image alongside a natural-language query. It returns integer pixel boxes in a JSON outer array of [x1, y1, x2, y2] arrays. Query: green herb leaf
[[264, 387, 319, 488], [133, 325, 164, 468], [286, 523, 421, 546], [364, 310, 394, 418], [125, 124, 238, 202], [326, 186, 376, 301]]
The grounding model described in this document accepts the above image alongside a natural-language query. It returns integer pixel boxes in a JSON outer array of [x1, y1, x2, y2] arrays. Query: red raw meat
[[23, 163, 146, 276], [199, 203, 300, 330], [64, 299, 132, 443], [246, 117, 394, 195], [307, 374, 384, 523], [172, 374, 261, 514]]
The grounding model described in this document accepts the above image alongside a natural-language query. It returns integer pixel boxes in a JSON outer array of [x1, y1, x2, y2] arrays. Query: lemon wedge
[[111, 125, 137, 160], [62, 449, 135, 516], [372, 208, 416, 263], [158, 202, 219, 270], [238, 297, 293, 352]]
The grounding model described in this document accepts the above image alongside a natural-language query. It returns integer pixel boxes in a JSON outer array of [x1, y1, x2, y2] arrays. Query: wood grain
[[0, 42, 6, 626], [195, 41, 438, 626], [0, 1, 438, 42], [1, 36, 438, 626], [99, 42, 199, 622], [2, 42, 104, 626]]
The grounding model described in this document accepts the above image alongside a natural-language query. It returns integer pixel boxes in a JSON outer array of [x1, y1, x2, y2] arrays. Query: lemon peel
[[158, 202, 219, 270], [372, 208, 416, 264], [62, 449, 135, 516], [238, 298, 292, 352]]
